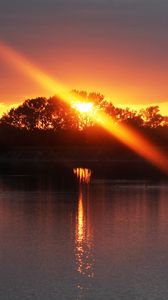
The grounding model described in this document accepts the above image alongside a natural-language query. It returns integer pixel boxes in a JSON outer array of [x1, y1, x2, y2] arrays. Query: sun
[[72, 101, 94, 114]]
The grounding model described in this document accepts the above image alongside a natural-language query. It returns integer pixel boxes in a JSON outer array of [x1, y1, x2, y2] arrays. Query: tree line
[[0, 90, 168, 147]]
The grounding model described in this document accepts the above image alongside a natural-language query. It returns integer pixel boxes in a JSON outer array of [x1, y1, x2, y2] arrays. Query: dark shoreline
[[0, 147, 166, 181]]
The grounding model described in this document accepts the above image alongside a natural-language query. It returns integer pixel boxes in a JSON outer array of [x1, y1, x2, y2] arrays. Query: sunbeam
[[1, 41, 168, 174]]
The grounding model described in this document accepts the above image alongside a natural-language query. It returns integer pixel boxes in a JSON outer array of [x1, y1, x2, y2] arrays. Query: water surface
[[0, 173, 168, 299]]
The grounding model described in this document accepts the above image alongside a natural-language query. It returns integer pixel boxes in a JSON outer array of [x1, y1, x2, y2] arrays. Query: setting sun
[[72, 102, 94, 113]]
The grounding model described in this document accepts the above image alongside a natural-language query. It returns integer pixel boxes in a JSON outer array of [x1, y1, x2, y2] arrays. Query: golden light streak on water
[[73, 168, 92, 184], [1, 41, 168, 174], [75, 170, 94, 298], [77, 190, 84, 244]]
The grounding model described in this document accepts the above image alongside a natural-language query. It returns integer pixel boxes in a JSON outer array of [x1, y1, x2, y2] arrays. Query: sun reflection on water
[[74, 168, 94, 299], [73, 168, 91, 184]]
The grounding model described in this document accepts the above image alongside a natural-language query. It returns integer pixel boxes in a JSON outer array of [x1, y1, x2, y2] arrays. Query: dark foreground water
[[0, 173, 168, 300]]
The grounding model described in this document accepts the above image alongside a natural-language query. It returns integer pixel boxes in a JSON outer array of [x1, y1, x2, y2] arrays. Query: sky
[[0, 0, 168, 114]]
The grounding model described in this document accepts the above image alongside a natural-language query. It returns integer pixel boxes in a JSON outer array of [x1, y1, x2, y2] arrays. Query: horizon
[[0, 93, 168, 117]]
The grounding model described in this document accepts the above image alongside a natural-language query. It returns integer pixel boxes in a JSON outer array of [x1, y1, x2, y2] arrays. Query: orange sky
[[0, 47, 168, 116], [0, 0, 168, 115]]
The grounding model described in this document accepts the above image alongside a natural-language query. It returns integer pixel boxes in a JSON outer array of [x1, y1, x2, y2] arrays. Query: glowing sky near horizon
[[0, 0, 168, 111]]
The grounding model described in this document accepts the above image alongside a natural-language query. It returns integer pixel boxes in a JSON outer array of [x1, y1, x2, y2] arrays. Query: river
[[0, 169, 168, 299]]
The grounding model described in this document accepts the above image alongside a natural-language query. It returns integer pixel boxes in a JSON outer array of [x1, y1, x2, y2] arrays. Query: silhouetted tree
[[1, 96, 80, 131], [140, 106, 164, 128], [1, 92, 168, 136]]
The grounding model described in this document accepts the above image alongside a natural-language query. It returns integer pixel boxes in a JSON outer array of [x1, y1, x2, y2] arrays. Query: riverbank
[[0, 146, 166, 180]]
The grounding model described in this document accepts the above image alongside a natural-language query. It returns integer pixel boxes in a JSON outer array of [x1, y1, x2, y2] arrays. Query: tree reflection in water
[[74, 168, 94, 299]]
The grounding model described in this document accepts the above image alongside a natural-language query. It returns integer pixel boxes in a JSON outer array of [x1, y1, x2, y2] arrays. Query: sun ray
[[1, 41, 168, 174], [89, 110, 168, 174], [0, 41, 73, 105]]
